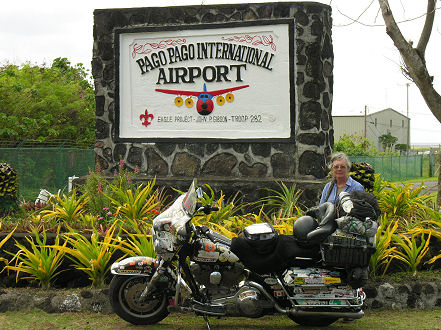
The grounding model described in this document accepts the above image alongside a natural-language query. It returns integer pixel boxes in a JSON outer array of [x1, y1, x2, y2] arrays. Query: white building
[[333, 108, 410, 151]]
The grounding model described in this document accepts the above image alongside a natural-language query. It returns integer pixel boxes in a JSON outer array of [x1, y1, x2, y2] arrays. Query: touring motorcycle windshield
[[152, 180, 197, 259]]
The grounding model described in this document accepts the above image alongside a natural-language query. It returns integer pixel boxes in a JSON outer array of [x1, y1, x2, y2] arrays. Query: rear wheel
[[288, 315, 338, 327], [109, 275, 169, 325]]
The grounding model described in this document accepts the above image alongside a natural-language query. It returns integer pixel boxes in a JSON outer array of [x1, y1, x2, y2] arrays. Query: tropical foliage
[[0, 58, 95, 146], [334, 134, 377, 156], [6, 228, 66, 289], [56, 223, 120, 288], [0, 162, 440, 288]]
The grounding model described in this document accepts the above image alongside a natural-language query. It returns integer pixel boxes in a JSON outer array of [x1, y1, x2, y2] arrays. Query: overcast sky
[[1, 0, 440, 145]]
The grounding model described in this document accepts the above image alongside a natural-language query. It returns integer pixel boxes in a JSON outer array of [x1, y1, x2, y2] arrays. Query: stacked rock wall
[[92, 2, 333, 204]]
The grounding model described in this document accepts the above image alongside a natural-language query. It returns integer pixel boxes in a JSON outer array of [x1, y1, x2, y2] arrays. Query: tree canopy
[[0, 58, 95, 146], [334, 134, 377, 156]]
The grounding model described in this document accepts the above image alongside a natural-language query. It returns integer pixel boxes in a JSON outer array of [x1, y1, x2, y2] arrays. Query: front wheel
[[109, 275, 169, 325], [288, 315, 338, 327]]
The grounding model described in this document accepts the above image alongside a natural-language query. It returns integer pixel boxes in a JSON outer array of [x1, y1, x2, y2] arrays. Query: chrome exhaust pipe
[[247, 281, 364, 320]]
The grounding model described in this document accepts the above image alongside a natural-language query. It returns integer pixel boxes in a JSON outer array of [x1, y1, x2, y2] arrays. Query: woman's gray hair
[[328, 152, 351, 170]]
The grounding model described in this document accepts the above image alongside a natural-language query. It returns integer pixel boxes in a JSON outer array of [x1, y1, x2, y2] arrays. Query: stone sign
[[92, 2, 333, 205]]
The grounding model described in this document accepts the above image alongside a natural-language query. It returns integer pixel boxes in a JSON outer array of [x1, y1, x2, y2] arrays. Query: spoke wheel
[[109, 275, 169, 325]]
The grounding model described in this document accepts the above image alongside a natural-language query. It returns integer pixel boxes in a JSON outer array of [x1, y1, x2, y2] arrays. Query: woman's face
[[332, 159, 349, 181]]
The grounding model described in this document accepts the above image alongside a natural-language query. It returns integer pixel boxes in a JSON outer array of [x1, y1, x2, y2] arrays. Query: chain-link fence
[[350, 155, 423, 182], [0, 142, 94, 200]]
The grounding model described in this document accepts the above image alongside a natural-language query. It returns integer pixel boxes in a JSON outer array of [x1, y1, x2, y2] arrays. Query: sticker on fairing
[[273, 290, 285, 297], [324, 277, 341, 284], [264, 277, 278, 285], [296, 299, 328, 305]]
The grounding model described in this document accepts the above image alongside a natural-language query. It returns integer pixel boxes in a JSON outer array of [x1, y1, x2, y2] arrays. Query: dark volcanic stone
[[299, 101, 322, 130], [251, 144, 271, 157], [95, 119, 109, 140], [113, 144, 127, 162], [271, 153, 294, 178], [298, 150, 326, 178], [298, 132, 325, 146], [238, 162, 267, 177], [171, 152, 200, 177], [127, 147, 143, 168], [156, 143, 176, 157], [303, 81, 321, 100], [146, 148, 168, 176], [294, 10, 309, 26], [95, 95, 105, 117], [202, 153, 237, 176]]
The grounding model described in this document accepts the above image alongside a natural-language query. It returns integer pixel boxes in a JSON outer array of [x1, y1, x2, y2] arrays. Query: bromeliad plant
[[195, 184, 244, 225], [369, 219, 399, 277], [256, 182, 303, 219], [377, 182, 432, 221], [0, 224, 17, 267], [407, 219, 441, 266], [391, 231, 432, 276], [106, 177, 159, 222], [40, 189, 88, 224], [5, 227, 66, 289], [56, 222, 121, 288], [111, 218, 155, 258]]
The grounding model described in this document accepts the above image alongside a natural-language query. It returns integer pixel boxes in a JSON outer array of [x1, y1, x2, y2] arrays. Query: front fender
[[111, 256, 158, 276]]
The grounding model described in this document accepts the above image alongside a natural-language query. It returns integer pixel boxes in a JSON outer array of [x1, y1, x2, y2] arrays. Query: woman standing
[[320, 152, 364, 205]]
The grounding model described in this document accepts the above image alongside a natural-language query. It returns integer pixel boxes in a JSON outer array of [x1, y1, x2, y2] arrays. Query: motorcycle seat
[[231, 235, 320, 274], [302, 202, 338, 246]]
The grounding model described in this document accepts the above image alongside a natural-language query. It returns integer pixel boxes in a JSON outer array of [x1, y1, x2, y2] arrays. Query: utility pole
[[406, 83, 410, 153], [364, 105, 367, 139]]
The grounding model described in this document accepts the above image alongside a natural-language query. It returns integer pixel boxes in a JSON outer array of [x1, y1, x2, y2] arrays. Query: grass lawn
[[1, 308, 441, 329]]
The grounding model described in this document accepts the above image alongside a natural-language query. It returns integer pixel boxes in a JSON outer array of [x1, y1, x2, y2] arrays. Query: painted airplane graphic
[[155, 83, 249, 116]]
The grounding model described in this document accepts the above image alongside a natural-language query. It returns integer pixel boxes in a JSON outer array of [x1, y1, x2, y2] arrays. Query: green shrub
[[0, 163, 19, 215]]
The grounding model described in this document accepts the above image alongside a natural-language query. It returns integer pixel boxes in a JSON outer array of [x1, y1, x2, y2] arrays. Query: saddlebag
[[320, 232, 376, 268]]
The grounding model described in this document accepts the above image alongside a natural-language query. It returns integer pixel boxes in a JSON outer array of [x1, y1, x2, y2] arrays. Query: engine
[[190, 262, 244, 296], [190, 237, 244, 295], [234, 286, 265, 317]]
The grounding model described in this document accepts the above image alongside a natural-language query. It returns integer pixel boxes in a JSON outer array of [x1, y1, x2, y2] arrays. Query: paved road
[[420, 180, 437, 193]]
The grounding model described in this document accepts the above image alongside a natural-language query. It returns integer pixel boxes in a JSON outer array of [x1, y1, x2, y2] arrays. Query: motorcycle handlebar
[[198, 225, 217, 242], [196, 204, 219, 215]]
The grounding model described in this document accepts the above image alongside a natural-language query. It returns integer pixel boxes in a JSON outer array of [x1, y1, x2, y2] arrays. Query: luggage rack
[[274, 274, 366, 310], [290, 289, 366, 308]]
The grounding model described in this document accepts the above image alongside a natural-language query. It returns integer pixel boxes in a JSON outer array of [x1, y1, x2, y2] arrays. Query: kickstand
[[203, 314, 211, 330]]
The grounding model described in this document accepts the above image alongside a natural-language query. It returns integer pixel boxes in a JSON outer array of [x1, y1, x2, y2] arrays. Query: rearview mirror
[[196, 187, 203, 199]]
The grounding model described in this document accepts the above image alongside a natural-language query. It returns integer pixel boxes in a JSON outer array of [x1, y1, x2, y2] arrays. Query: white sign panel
[[116, 21, 294, 141]]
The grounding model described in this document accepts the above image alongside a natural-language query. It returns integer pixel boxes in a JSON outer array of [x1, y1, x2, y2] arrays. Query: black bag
[[347, 190, 381, 221], [320, 232, 376, 268]]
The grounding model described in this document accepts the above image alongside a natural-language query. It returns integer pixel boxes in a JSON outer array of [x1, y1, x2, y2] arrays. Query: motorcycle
[[109, 180, 379, 327]]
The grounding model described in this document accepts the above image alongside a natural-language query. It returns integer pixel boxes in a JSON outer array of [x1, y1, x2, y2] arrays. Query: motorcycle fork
[[177, 245, 206, 303], [139, 259, 174, 300]]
